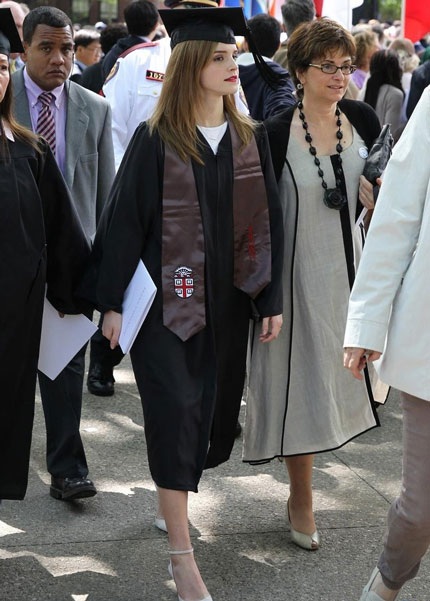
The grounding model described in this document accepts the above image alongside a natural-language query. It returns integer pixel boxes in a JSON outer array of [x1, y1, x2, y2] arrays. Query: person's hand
[[259, 314, 282, 343], [343, 347, 382, 380], [359, 175, 382, 210], [102, 310, 122, 350]]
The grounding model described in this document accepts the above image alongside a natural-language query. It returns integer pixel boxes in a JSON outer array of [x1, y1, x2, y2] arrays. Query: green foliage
[[379, 0, 402, 21]]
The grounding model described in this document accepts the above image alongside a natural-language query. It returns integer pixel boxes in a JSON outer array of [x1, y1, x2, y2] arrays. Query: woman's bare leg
[[158, 487, 210, 601], [285, 454, 316, 535]]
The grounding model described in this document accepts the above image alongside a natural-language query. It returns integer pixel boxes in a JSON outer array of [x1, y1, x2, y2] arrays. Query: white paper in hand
[[119, 260, 157, 354], [38, 299, 98, 380]]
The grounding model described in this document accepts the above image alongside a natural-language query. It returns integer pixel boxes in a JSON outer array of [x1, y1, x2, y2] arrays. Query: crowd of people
[[1, 0, 430, 600]]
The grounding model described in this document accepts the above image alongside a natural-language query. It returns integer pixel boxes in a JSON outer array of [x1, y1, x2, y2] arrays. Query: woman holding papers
[[89, 8, 283, 601], [0, 9, 90, 501]]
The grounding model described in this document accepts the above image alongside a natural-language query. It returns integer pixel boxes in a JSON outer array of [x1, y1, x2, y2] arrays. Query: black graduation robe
[[87, 123, 283, 492], [0, 137, 91, 500]]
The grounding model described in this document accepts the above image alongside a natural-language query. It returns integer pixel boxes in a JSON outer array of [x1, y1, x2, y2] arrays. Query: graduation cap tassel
[[246, 27, 282, 91]]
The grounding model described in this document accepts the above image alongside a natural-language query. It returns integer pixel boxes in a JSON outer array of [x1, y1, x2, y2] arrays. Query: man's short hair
[[23, 6, 73, 44], [73, 28, 100, 49], [281, 0, 315, 37], [100, 23, 128, 55], [247, 14, 281, 59], [123, 0, 159, 37]]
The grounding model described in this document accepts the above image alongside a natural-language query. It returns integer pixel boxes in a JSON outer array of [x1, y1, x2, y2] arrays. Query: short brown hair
[[287, 18, 356, 91]]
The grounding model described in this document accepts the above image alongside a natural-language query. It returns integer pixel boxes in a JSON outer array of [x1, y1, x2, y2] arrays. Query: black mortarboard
[[159, 8, 247, 49], [0, 7, 24, 57]]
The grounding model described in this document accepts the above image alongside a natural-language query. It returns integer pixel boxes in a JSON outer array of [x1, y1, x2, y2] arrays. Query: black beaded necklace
[[298, 100, 347, 210]]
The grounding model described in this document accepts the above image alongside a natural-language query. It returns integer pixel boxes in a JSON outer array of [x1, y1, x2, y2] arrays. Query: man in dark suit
[[406, 60, 430, 118], [12, 6, 115, 501], [70, 28, 102, 84], [237, 13, 295, 120], [101, 0, 160, 80]]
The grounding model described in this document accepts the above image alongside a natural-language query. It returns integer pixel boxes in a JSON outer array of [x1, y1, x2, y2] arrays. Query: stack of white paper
[[119, 260, 157, 354], [38, 261, 156, 380], [38, 300, 98, 380]]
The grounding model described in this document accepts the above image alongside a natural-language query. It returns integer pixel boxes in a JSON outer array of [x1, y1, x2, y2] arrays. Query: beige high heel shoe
[[168, 548, 213, 601], [286, 500, 320, 551]]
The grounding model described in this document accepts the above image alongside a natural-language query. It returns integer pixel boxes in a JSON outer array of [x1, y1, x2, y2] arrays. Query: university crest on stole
[[174, 266, 195, 299]]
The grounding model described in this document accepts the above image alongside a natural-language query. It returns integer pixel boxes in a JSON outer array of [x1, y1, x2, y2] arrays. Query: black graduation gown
[[88, 123, 283, 492], [0, 137, 91, 500]]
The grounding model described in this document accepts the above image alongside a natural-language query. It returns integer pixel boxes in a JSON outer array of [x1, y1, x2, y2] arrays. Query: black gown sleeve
[[89, 123, 163, 313], [263, 72, 296, 120], [35, 143, 91, 314], [252, 125, 284, 317]]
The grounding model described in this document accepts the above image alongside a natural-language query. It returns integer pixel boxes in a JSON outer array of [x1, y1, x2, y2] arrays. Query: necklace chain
[[298, 101, 347, 210]]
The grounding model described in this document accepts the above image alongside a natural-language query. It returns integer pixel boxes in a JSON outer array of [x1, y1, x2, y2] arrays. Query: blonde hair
[[149, 39, 255, 164], [353, 28, 378, 69]]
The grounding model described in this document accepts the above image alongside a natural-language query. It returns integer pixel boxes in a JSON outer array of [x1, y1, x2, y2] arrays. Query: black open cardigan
[[264, 98, 382, 183]]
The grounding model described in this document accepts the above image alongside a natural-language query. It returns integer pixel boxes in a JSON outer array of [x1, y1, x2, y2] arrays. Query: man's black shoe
[[50, 476, 97, 501], [87, 363, 115, 396]]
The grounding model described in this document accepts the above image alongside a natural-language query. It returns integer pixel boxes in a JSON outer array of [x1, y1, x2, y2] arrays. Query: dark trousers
[[38, 343, 88, 479]]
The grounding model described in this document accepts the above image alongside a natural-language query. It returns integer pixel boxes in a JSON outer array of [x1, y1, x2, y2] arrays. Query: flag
[[268, 0, 283, 21], [320, 0, 363, 30], [314, 0, 324, 17], [403, 0, 430, 42], [243, 0, 267, 18]]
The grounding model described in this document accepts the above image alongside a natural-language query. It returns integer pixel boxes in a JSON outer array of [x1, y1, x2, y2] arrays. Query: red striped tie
[[36, 92, 56, 154]]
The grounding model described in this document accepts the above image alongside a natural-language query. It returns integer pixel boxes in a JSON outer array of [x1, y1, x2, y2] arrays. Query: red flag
[[314, 0, 323, 17], [403, 0, 430, 42]]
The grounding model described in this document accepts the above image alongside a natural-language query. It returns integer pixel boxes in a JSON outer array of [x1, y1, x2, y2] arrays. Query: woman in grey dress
[[243, 18, 382, 551]]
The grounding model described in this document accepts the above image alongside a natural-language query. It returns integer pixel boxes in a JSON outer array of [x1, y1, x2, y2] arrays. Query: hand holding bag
[[362, 123, 394, 185]]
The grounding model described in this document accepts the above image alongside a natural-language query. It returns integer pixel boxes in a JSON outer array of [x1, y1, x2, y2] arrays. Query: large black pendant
[[323, 187, 347, 210]]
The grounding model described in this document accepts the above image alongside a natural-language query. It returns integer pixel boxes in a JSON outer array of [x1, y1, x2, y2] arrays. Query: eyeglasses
[[308, 63, 356, 75]]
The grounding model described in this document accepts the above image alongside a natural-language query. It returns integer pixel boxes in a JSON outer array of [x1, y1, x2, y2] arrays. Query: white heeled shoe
[[286, 501, 320, 551], [154, 516, 168, 533], [168, 548, 213, 601], [359, 567, 400, 601]]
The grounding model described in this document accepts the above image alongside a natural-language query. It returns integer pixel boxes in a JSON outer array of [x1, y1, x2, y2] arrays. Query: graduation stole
[[162, 122, 272, 342]]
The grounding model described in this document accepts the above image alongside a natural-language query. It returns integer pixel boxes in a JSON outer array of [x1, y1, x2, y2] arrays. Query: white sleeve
[[344, 86, 430, 350], [103, 58, 134, 171]]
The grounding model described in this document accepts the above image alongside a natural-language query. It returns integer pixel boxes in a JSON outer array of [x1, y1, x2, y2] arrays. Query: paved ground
[[1, 354, 429, 601]]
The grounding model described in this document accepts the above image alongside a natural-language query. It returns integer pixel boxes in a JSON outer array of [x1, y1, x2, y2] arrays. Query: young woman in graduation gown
[[87, 8, 283, 601], [0, 9, 91, 501]]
